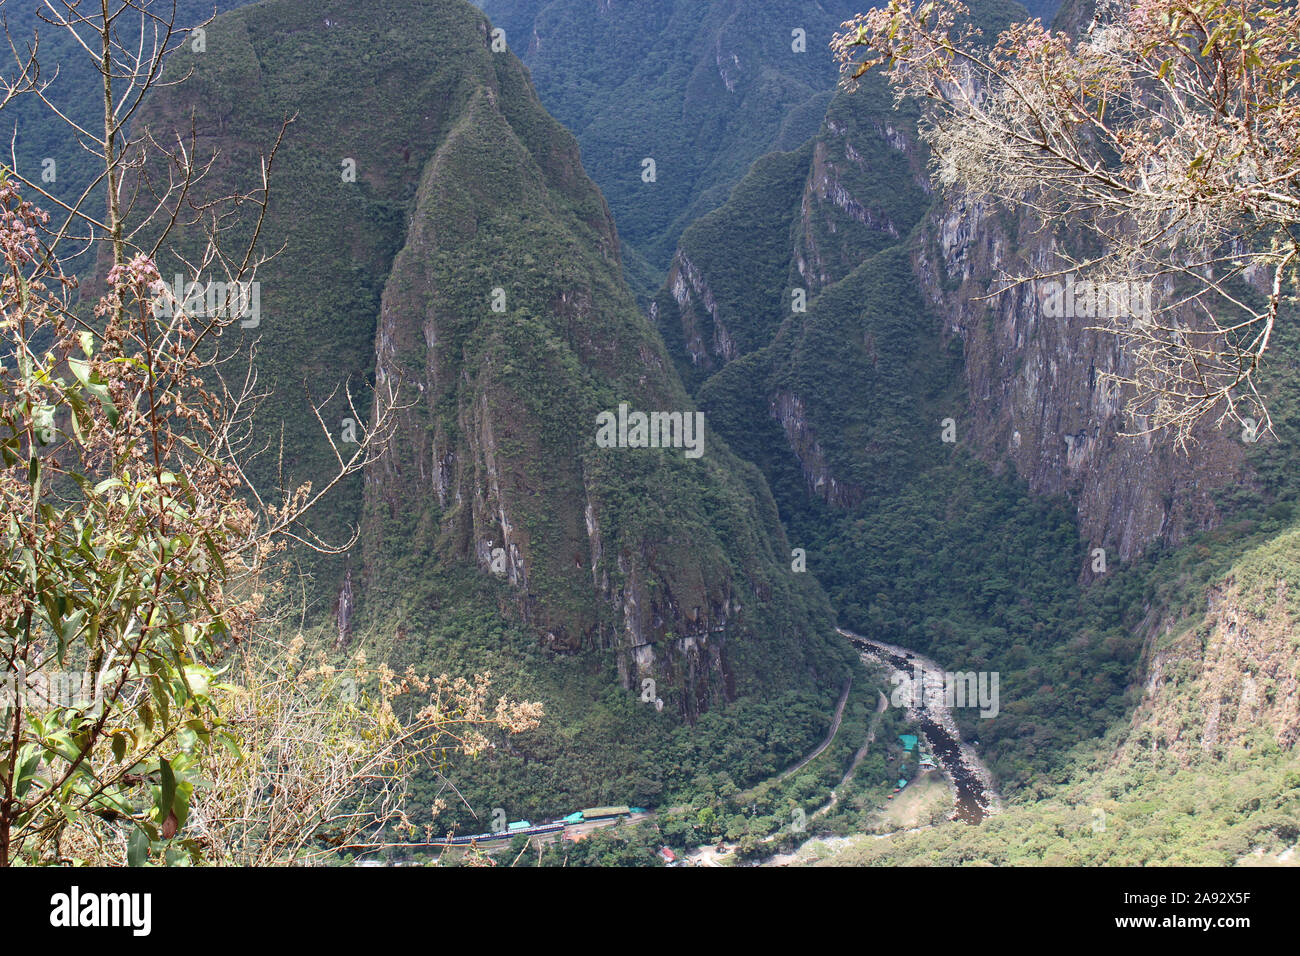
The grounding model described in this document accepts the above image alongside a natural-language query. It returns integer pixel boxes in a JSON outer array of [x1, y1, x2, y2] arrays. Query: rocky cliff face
[[793, 112, 930, 297], [911, 0, 1256, 565], [769, 390, 866, 510], [658, 67, 1251, 567], [916, 195, 1249, 565], [664, 252, 735, 375]]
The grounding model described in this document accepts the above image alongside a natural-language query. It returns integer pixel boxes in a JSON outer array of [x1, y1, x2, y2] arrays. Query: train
[[443, 806, 642, 846]]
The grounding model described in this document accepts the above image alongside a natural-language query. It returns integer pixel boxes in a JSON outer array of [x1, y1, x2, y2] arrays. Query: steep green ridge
[[654, 143, 814, 396], [473, 0, 865, 286], [128, 0, 860, 828]]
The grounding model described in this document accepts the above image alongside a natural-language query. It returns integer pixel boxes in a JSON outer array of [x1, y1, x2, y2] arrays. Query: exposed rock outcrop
[[1122, 532, 1300, 761]]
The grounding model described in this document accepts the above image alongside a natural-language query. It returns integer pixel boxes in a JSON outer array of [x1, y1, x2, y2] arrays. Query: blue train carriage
[[447, 821, 564, 845]]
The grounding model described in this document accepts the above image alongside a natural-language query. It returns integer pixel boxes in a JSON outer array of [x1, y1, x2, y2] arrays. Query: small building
[[919, 754, 937, 771], [658, 847, 677, 864], [898, 734, 918, 752]]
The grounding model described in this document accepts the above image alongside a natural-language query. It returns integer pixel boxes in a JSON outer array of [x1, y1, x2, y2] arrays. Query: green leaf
[[93, 477, 124, 495], [59, 609, 87, 655], [201, 532, 228, 577], [127, 827, 149, 867], [83, 379, 111, 405], [69, 405, 88, 444], [14, 751, 42, 798], [44, 732, 72, 761], [173, 783, 193, 829], [217, 732, 243, 761], [68, 357, 92, 388]]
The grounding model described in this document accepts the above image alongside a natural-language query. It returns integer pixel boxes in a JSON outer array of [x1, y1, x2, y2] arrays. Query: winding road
[[811, 689, 889, 821], [779, 676, 853, 781]]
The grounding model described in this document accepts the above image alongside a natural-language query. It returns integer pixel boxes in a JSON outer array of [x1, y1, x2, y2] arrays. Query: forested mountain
[[5, 0, 1295, 866], [472, 0, 867, 294], [112, 0, 1300, 856], [645, 0, 1300, 861], [118, 0, 860, 828]]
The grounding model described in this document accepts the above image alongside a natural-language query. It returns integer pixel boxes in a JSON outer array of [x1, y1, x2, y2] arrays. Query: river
[[837, 628, 999, 824]]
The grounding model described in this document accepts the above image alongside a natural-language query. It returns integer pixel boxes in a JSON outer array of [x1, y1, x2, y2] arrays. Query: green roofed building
[[899, 734, 918, 751]]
